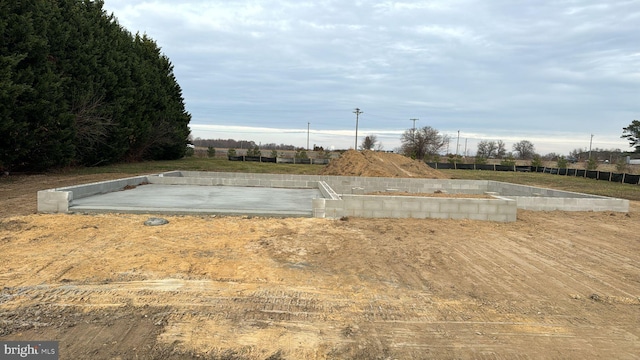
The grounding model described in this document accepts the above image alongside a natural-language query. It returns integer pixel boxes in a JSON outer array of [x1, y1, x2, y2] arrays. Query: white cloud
[[373, 1, 455, 13], [102, 0, 638, 156]]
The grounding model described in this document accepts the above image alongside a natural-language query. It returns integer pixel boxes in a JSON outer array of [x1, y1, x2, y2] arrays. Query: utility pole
[[456, 130, 460, 156], [353, 108, 363, 150], [307, 122, 310, 151], [464, 138, 468, 158], [409, 119, 420, 146], [589, 134, 594, 159], [410, 118, 419, 133]]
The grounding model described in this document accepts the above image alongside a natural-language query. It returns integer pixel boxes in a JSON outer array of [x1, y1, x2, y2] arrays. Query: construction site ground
[[1, 152, 639, 359]]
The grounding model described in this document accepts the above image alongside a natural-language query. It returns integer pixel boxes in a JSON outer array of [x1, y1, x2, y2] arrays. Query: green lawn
[[49, 157, 639, 201], [53, 157, 325, 176], [441, 169, 640, 201]]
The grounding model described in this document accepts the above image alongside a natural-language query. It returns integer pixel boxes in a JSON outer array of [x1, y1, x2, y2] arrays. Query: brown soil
[[320, 150, 449, 178], [1, 163, 639, 359]]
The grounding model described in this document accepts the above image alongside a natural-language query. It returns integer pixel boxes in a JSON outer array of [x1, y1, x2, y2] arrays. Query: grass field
[[53, 157, 325, 176], [45, 157, 640, 201]]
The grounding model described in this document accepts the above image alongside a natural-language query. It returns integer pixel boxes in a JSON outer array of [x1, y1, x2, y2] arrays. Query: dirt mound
[[320, 150, 449, 178]]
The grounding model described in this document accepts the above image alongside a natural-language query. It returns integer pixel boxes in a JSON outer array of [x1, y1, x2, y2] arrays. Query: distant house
[[627, 156, 640, 165]]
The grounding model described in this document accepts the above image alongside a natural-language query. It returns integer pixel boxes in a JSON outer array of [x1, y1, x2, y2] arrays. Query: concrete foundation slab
[[69, 184, 321, 217]]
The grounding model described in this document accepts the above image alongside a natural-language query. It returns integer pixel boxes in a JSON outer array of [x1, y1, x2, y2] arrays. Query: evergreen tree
[[0, 0, 191, 171], [0, 1, 75, 171]]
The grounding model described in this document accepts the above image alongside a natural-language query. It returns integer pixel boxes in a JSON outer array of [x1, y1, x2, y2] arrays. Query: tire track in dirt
[[2, 210, 640, 358], [504, 217, 640, 301]]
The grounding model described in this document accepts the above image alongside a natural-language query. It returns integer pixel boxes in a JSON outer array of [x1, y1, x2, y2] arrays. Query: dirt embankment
[[320, 150, 448, 178]]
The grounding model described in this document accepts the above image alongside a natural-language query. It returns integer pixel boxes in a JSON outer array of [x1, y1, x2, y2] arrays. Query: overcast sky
[[102, 0, 639, 155]]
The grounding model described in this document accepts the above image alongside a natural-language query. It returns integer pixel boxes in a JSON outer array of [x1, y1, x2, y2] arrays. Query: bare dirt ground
[[1, 156, 640, 359]]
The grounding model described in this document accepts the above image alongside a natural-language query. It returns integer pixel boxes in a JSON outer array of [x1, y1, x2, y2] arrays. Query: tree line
[[192, 138, 296, 151], [195, 120, 640, 162], [1, 0, 191, 172], [392, 121, 640, 163]]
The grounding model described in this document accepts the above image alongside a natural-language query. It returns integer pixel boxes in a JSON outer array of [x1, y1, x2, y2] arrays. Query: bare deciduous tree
[[72, 92, 114, 160], [477, 140, 498, 158], [477, 140, 507, 159], [512, 140, 536, 160], [360, 135, 378, 150], [400, 126, 449, 160], [496, 140, 507, 158]]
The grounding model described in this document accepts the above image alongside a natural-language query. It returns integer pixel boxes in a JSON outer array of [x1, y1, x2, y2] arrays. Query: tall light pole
[[589, 134, 594, 159], [456, 130, 460, 156], [307, 122, 310, 151], [353, 108, 363, 150]]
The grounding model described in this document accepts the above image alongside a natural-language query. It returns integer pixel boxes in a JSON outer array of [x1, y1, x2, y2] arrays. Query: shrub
[[246, 146, 261, 157], [317, 149, 332, 159], [184, 146, 195, 157], [531, 155, 543, 168], [447, 154, 462, 164], [270, 149, 278, 158], [474, 156, 487, 165], [557, 156, 568, 169], [207, 147, 216, 158], [616, 158, 628, 173], [227, 148, 236, 157], [424, 154, 440, 162], [586, 158, 598, 170], [500, 155, 516, 167], [295, 149, 308, 159]]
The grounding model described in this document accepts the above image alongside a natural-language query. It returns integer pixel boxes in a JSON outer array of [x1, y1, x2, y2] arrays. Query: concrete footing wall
[[486, 180, 629, 213], [324, 195, 517, 222], [147, 173, 318, 189], [510, 196, 629, 212], [324, 178, 491, 195], [489, 181, 592, 198], [37, 171, 629, 219], [37, 190, 73, 213]]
